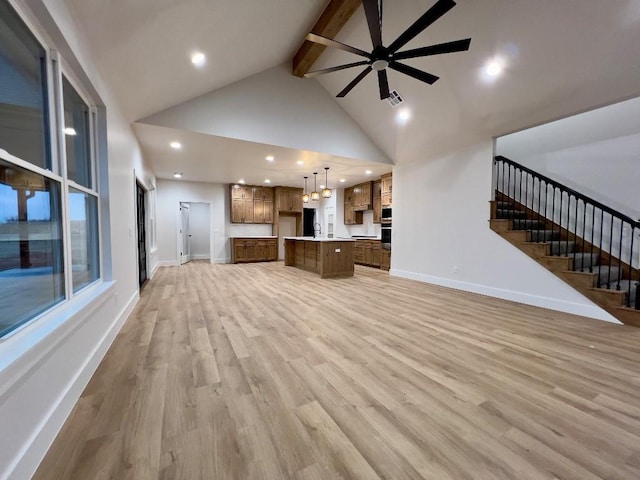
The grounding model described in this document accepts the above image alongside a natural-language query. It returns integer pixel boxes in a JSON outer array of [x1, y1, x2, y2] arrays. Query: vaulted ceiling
[[64, 0, 640, 185]]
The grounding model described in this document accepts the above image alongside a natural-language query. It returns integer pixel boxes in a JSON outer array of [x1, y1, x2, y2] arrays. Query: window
[[0, 0, 51, 170], [69, 187, 99, 291], [0, 159, 65, 337], [0, 0, 102, 338], [62, 76, 91, 188]]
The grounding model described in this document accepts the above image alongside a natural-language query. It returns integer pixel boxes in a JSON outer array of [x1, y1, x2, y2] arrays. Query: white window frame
[[0, 0, 104, 339]]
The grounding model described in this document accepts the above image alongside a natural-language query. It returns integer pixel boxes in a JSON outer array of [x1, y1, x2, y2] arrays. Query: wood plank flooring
[[33, 262, 640, 480]]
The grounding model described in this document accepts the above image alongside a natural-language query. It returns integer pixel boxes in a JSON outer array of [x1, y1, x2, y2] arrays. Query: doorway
[[136, 182, 148, 287], [179, 203, 191, 264], [278, 215, 297, 260], [303, 208, 316, 237], [178, 202, 211, 264]]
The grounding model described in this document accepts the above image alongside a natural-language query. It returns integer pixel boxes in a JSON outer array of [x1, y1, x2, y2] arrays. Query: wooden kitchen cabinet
[[230, 184, 273, 224], [381, 172, 392, 206], [344, 186, 363, 225], [380, 248, 391, 271], [354, 239, 382, 268], [231, 237, 278, 263], [353, 181, 372, 211], [276, 187, 303, 213], [373, 179, 382, 223]]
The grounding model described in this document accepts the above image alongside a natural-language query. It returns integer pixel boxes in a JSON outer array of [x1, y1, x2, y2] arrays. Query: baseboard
[[159, 260, 179, 267], [191, 254, 210, 260], [4, 290, 139, 480], [214, 257, 231, 264], [149, 260, 160, 279], [390, 268, 620, 324]]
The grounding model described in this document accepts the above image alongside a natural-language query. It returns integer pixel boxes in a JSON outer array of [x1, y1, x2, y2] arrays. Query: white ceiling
[[132, 123, 392, 188], [65, 0, 640, 185]]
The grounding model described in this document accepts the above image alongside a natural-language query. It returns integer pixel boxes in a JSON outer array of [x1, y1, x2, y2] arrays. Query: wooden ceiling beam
[[292, 0, 362, 78]]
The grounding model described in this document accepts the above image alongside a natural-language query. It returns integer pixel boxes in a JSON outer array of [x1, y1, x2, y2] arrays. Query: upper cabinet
[[344, 185, 363, 225], [381, 172, 392, 206], [373, 179, 382, 224], [275, 187, 303, 213], [230, 184, 274, 224], [352, 181, 372, 211]]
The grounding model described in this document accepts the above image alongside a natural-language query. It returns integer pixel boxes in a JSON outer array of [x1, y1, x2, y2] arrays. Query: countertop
[[231, 236, 278, 239], [284, 236, 356, 242]]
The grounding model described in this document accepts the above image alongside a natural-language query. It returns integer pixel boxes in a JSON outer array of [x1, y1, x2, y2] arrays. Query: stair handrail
[[495, 155, 640, 229]]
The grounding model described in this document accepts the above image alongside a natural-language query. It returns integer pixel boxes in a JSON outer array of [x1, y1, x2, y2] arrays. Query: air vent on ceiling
[[386, 90, 404, 108]]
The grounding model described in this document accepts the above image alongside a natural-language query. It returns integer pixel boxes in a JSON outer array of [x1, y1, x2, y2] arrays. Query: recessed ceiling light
[[266, 155, 274, 162], [320, 184, 325, 189], [297, 160, 304, 165], [485, 61, 503, 77], [365, 170, 372, 175], [64, 127, 77, 136], [484, 58, 505, 78], [191, 52, 206, 67], [339, 178, 346, 183], [170, 141, 182, 149], [396, 108, 411, 124], [238, 179, 245, 184], [173, 172, 183, 179], [264, 179, 271, 184]]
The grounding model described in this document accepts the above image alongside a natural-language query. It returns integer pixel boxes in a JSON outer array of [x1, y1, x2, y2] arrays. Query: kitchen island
[[283, 237, 355, 278]]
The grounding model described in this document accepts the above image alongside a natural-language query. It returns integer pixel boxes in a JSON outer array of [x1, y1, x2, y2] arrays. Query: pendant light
[[302, 176, 309, 203], [322, 167, 332, 198], [311, 172, 320, 201]]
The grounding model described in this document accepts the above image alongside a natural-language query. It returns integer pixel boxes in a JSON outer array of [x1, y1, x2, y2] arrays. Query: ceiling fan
[[304, 0, 471, 100]]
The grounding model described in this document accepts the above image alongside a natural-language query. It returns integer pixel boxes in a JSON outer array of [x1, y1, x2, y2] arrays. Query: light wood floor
[[34, 262, 640, 480]]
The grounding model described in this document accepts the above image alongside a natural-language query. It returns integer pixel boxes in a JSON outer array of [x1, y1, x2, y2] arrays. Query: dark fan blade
[[362, 0, 383, 48], [305, 61, 370, 78], [389, 61, 439, 84], [378, 70, 390, 100], [394, 38, 471, 61], [337, 66, 373, 97], [388, 0, 456, 53], [306, 33, 370, 58]]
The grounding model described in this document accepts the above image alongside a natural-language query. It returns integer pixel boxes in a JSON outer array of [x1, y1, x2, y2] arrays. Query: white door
[[180, 203, 191, 264]]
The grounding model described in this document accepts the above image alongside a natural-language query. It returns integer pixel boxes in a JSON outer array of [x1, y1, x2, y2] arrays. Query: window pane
[[0, 0, 51, 170], [69, 188, 99, 291], [63, 77, 91, 188], [0, 158, 64, 337]]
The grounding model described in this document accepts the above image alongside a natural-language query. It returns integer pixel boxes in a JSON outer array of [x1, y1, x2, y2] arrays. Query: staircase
[[490, 156, 640, 327]]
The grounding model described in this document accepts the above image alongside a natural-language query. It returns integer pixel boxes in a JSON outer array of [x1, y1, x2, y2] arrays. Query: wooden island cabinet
[[284, 237, 355, 278]]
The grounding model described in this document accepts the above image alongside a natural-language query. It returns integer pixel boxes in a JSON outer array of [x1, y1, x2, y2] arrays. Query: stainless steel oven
[[381, 223, 391, 249], [381, 207, 392, 223]]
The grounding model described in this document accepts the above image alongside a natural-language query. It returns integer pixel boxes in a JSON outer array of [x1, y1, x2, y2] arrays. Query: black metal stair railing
[[494, 155, 640, 310]]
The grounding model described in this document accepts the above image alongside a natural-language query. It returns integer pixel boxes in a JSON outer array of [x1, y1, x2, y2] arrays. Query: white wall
[[497, 96, 640, 218], [140, 64, 391, 165], [391, 140, 618, 323], [346, 211, 382, 238], [156, 179, 271, 265], [0, 1, 156, 479]]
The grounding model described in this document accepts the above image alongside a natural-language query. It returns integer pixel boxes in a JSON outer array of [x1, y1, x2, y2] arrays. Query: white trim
[[160, 260, 180, 267], [191, 254, 210, 260], [0, 149, 62, 183], [390, 269, 621, 324], [0, 281, 115, 394], [1, 288, 139, 480], [214, 257, 231, 264]]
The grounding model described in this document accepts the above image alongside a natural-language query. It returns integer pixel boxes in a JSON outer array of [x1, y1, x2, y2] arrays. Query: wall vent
[[386, 90, 404, 108]]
